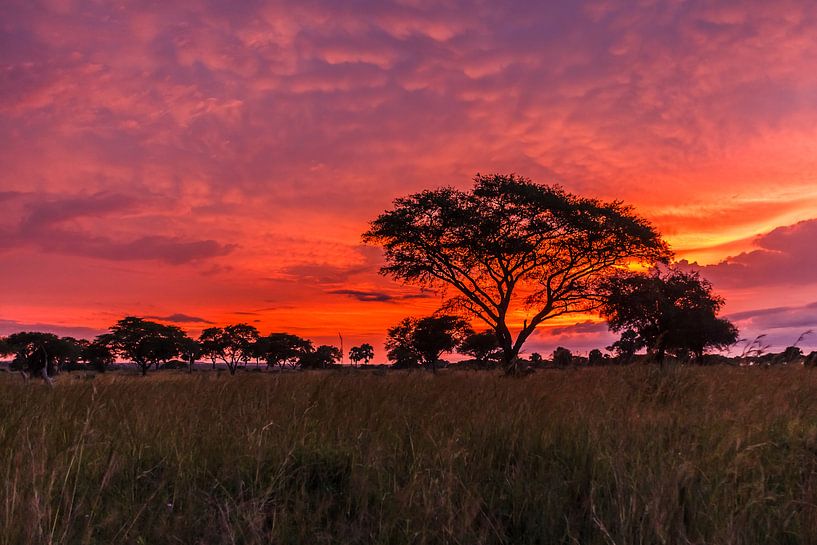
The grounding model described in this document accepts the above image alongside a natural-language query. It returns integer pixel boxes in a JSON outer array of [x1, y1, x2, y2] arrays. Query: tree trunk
[[656, 347, 666, 366], [502, 346, 521, 376]]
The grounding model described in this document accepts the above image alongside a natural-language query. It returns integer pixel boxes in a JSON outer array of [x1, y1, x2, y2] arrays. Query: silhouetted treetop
[[349, 343, 375, 365], [385, 315, 472, 372], [260, 333, 312, 368], [108, 317, 189, 375], [365, 173, 671, 372]]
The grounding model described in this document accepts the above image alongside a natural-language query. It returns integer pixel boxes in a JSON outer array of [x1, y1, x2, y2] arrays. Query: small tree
[[108, 317, 188, 376], [782, 346, 803, 364], [385, 315, 472, 373], [600, 268, 739, 364], [385, 318, 422, 369], [82, 336, 115, 372], [179, 336, 202, 373], [458, 330, 502, 366], [349, 343, 375, 366], [607, 329, 639, 363], [552, 347, 572, 367], [588, 349, 605, 366], [197, 325, 260, 374], [52, 337, 85, 370], [4, 332, 63, 383], [364, 173, 670, 373], [299, 345, 342, 369], [261, 333, 313, 369], [199, 327, 226, 369], [0, 337, 11, 361]]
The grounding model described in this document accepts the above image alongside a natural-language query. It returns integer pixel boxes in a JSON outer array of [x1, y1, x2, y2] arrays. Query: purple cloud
[[328, 289, 431, 303], [0, 319, 104, 340], [143, 313, 214, 324], [688, 219, 817, 288]]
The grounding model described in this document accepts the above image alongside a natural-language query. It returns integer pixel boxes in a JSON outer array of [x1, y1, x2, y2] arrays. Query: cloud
[[143, 313, 214, 324], [687, 219, 817, 288], [19, 192, 137, 230], [547, 321, 609, 336], [15, 229, 235, 264], [327, 289, 431, 303], [0, 191, 236, 263], [0, 319, 104, 340], [727, 302, 817, 331]]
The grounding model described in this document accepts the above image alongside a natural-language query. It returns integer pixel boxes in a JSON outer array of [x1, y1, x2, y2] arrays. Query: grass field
[[2, 366, 817, 544]]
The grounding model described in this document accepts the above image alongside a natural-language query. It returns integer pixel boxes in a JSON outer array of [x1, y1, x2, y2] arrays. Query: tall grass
[[2, 366, 817, 544]]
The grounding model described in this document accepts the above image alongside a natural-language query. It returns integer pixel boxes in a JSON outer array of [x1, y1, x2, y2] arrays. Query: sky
[[2, 0, 817, 357]]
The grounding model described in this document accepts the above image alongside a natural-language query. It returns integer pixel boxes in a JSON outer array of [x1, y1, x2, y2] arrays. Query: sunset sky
[[2, 0, 817, 356]]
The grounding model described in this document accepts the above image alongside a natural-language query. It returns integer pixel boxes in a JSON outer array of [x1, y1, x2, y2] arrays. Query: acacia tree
[[199, 327, 226, 369], [364, 173, 670, 373], [260, 333, 313, 369], [299, 345, 342, 369], [197, 324, 259, 375], [349, 343, 375, 366], [108, 317, 188, 376], [599, 267, 739, 363], [82, 336, 115, 372]]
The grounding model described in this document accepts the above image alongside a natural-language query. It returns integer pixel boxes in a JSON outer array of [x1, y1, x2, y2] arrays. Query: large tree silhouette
[[365, 173, 670, 372]]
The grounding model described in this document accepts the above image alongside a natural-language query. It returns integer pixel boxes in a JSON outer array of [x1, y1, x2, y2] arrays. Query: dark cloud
[[328, 289, 393, 302], [143, 313, 214, 324], [547, 321, 609, 336], [20, 192, 136, 230], [28, 231, 235, 264], [0, 191, 236, 264], [0, 319, 104, 340], [0, 191, 22, 203], [327, 288, 431, 303]]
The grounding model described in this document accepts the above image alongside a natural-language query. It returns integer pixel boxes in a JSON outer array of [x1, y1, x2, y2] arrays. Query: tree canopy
[[198, 324, 259, 375], [299, 345, 342, 369], [108, 317, 189, 375], [385, 315, 472, 372], [458, 330, 502, 366], [599, 267, 739, 362], [349, 343, 375, 366], [364, 173, 670, 372], [259, 333, 313, 368]]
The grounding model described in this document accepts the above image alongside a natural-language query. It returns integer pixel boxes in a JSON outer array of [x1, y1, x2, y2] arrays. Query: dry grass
[[2, 366, 817, 544]]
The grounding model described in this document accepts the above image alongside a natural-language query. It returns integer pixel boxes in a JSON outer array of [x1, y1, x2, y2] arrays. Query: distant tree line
[[0, 318, 369, 379]]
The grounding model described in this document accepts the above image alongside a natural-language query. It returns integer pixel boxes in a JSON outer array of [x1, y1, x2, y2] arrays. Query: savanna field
[[3, 366, 817, 545]]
